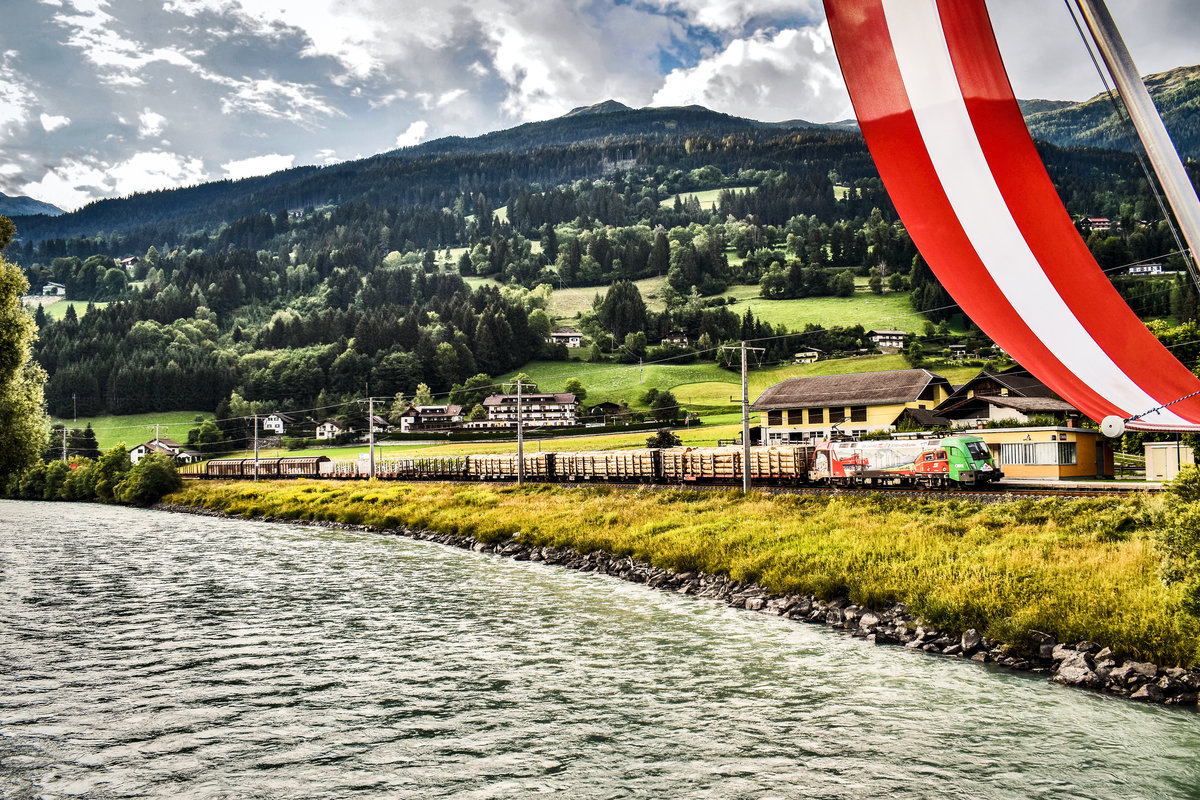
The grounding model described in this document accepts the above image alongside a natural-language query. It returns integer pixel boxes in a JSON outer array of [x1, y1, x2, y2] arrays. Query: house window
[[767, 410, 783, 426], [808, 408, 824, 424], [850, 406, 867, 423], [787, 409, 804, 425], [996, 442, 1078, 466], [829, 407, 846, 424]]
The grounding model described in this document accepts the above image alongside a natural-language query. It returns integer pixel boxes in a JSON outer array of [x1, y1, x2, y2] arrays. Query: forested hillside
[[1025, 64, 1200, 159], [9, 98, 1200, 443]]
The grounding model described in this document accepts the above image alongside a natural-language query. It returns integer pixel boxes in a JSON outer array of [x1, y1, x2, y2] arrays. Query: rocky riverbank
[[156, 501, 1200, 707]]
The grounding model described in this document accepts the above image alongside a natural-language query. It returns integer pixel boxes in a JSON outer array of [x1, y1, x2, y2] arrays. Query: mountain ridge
[[0, 192, 63, 218], [9, 63, 1200, 244]]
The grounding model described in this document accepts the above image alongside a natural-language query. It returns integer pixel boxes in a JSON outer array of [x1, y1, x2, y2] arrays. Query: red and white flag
[[825, 0, 1200, 430]]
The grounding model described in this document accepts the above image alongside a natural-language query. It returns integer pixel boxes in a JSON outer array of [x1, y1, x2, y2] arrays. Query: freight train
[[193, 435, 1003, 489]]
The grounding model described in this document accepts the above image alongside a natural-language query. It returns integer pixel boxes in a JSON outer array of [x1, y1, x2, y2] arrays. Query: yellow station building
[[751, 369, 953, 444]]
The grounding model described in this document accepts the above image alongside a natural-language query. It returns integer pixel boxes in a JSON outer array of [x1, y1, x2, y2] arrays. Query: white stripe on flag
[[880, 0, 1185, 427]]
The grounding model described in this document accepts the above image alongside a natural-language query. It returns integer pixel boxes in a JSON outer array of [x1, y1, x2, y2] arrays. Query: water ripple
[[2, 500, 1199, 799]]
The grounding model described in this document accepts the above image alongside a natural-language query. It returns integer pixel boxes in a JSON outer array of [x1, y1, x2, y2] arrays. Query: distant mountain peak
[[0, 191, 64, 217], [563, 100, 634, 118]]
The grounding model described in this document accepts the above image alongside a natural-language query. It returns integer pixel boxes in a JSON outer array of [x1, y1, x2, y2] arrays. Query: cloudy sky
[[2, 0, 1197, 211]]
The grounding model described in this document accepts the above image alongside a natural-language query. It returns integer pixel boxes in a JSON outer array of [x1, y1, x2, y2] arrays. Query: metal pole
[[368, 396, 376, 479], [253, 413, 259, 482], [742, 341, 751, 494], [1075, 0, 1200, 277], [516, 379, 525, 486], [62, 426, 67, 463]]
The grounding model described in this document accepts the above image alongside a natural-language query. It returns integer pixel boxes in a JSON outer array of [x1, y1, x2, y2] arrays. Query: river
[[1, 500, 1198, 799]]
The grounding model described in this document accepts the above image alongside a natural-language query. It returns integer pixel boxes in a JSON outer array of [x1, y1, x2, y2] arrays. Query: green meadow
[[51, 411, 212, 451]]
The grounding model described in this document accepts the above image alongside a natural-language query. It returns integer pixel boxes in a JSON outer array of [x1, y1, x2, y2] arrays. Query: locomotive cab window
[[966, 440, 992, 460]]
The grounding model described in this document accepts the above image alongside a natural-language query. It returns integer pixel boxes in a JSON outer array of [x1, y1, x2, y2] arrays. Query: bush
[[646, 429, 682, 448], [62, 459, 97, 501], [93, 446, 133, 503], [1168, 464, 1200, 505], [43, 460, 70, 500], [116, 453, 182, 507]]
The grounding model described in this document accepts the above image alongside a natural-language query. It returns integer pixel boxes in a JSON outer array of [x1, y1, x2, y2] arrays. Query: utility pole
[[62, 426, 67, 463], [741, 341, 751, 494], [1076, 0, 1200, 285], [516, 378, 525, 486], [368, 395, 376, 479], [253, 413, 259, 482], [72, 392, 76, 422], [720, 341, 764, 494], [639, 357, 644, 384]]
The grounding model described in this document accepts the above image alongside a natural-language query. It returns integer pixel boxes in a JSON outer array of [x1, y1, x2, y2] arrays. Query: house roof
[[938, 367, 1059, 407], [483, 393, 577, 405], [318, 418, 342, 427], [420, 404, 462, 416], [268, 411, 296, 423], [867, 329, 907, 337], [939, 394, 1078, 418], [892, 407, 951, 428], [751, 370, 950, 410]]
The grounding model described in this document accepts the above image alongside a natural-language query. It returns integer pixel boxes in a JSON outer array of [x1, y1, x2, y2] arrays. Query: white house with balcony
[[482, 393, 577, 428]]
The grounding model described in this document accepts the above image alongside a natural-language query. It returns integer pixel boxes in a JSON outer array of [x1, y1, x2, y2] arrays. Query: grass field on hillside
[[659, 186, 754, 209], [720, 285, 926, 334], [41, 300, 110, 321], [497, 353, 977, 412], [51, 410, 212, 451], [550, 276, 670, 320]]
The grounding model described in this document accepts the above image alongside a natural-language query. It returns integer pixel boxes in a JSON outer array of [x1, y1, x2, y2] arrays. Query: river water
[[1, 501, 1198, 799]]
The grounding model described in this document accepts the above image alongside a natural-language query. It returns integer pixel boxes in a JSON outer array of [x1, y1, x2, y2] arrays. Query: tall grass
[[167, 482, 1199, 666]]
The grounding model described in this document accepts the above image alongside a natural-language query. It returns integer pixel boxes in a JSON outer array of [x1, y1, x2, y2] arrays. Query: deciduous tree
[[0, 217, 49, 486]]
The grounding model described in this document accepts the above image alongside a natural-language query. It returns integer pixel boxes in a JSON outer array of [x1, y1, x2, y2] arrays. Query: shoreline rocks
[[153, 502, 1199, 708]]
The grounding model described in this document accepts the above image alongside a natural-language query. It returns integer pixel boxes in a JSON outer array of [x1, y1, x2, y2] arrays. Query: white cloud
[[53, 1, 201, 86], [478, 1, 679, 122], [0, 54, 35, 138], [436, 89, 468, 108], [394, 120, 428, 148], [651, 25, 850, 122], [649, 0, 821, 32], [138, 107, 167, 137], [109, 150, 206, 195], [313, 148, 340, 164], [219, 78, 342, 125], [221, 153, 295, 180], [40, 113, 70, 132], [20, 151, 208, 211]]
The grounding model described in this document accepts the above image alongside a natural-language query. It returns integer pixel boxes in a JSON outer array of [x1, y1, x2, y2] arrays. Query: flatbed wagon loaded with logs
[[190, 436, 1003, 489]]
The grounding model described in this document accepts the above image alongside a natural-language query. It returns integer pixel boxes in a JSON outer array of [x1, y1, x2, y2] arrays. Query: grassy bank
[[166, 481, 1199, 667]]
